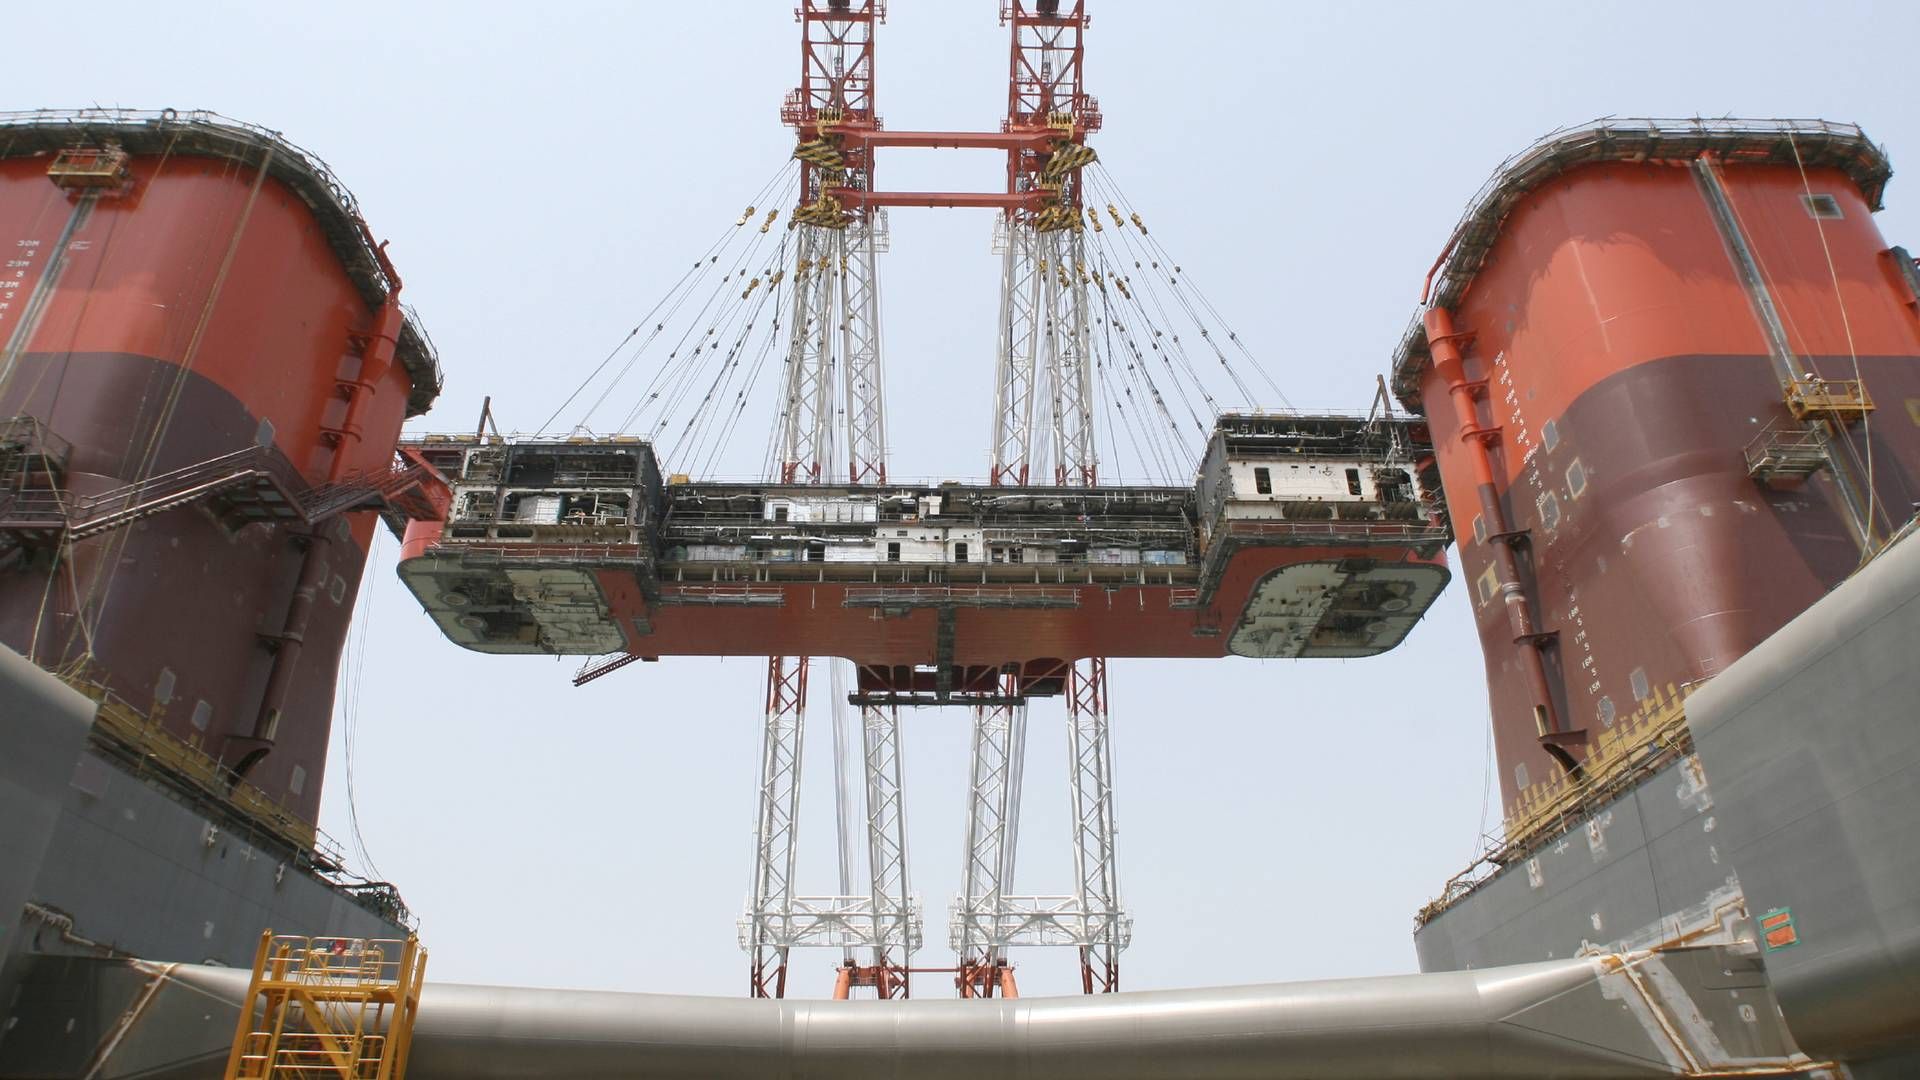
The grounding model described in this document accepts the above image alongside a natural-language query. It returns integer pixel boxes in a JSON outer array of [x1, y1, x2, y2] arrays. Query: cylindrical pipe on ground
[[165, 957, 1692, 1079]]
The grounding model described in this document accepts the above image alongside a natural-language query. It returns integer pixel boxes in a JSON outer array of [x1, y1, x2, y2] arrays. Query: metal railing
[[1744, 419, 1830, 481], [224, 932, 426, 1080], [0, 443, 437, 544], [656, 583, 786, 605], [1415, 695, 1694, 928], [1784, 375, 1875, 423], [68, 677, 345, 865], [1210, 517, 1450, 543], [844, 584, 1080, 608]]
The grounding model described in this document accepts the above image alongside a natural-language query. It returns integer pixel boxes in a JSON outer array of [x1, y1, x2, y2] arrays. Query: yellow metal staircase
[[223, 932, 426, 1080]]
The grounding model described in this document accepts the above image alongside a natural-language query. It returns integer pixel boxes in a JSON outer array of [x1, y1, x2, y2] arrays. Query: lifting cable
[[1091, 312, 1172, 485], [698, 244, 795, 480], [1088, 277, 1181, 483], [654, 238, 788, 451], [1092, 246, 1210, 445], [1088, 171, 1262, 409], [606, 227, 785, 436], [1088, 252, 1194, 476], [1080, 191, 1225, 420], [642, 251, 776, 443], [1090, 165, 1293, 408], [1095, 281, 1189, 473], [1095, 249, 1216, 435], [1786, 130, 1885, 546], [340, 529, 385, 881], [603, 190, 793, 437], [667, 233, 794, 467], [545, 160, 797, 436]]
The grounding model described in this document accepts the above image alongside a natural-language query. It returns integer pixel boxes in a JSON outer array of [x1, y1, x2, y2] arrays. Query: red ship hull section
[[0, 153, 420, 822], [1410, 161, 1920, 816]]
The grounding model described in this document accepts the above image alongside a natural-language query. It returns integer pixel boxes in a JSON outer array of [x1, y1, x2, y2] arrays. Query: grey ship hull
[[1416, 526, 1920, 1077], [0, 647, 406, 1076]]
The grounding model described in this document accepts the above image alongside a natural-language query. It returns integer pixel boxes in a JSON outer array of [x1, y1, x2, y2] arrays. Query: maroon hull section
[[1393, 122, 1920, 825], [1, 352, 368, 821], [1, 113, 439, 835], [1459, 350, 1920, 806]]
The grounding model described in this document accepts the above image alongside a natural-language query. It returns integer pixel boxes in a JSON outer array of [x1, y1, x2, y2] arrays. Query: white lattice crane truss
[[749, 0, 1128, 1000], [741, 0, 917, 1002]]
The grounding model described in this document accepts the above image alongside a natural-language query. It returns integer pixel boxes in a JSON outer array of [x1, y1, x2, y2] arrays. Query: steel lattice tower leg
[[748, 0, 915, 1001], [1043, 230, 1097, 486], [1066, 658, 1122, 993], [778, 226, 838, 484], [841, 215, 888, 484], [747, 656, 808, 999], [860, 704, 913, 997], [953, 677, 1028, 996], [972, 212, 1126, 995], [989, 222, 1044, 486]]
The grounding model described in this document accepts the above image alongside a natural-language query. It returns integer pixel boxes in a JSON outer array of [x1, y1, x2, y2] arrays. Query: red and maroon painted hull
[[0, 133, 432, 822], [1399, 137, 1920, 819]]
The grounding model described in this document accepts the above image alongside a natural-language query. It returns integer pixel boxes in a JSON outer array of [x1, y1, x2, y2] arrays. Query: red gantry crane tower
[[957, 0, 1124, 998], [740, 0, 1124, 1000], [742, 0, 916, 1001]]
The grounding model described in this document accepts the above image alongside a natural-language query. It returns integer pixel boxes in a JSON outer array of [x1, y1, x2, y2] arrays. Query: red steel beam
[[834, 128, 1061, 150], [826, 188, 1051, 209]]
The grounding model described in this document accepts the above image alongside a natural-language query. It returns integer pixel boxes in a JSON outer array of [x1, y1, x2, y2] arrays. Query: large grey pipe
[[160, 956, 1725, 1079]]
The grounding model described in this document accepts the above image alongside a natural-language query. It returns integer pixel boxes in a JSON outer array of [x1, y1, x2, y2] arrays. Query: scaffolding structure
[[222, 932, 426, 1080]]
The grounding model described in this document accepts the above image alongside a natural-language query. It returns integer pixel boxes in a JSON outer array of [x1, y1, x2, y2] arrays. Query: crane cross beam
[[827, 188, 1053, 211]]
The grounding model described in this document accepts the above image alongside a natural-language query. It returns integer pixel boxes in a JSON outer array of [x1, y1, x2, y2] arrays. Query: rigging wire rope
[[1091, 165, 1294, 408], [545, 160, 799, 436]]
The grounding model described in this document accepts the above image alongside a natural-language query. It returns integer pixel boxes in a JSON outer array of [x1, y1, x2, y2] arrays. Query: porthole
[[1537, 491, 1562, 530], [1566, 459, 1588, 499]]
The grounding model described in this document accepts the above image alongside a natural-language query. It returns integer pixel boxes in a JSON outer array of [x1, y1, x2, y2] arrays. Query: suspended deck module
[[396, 413, 1450, 698]]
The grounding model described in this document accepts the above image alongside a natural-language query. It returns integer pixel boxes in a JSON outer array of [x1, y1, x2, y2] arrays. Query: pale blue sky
[[16, 0, 1920, 996]]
